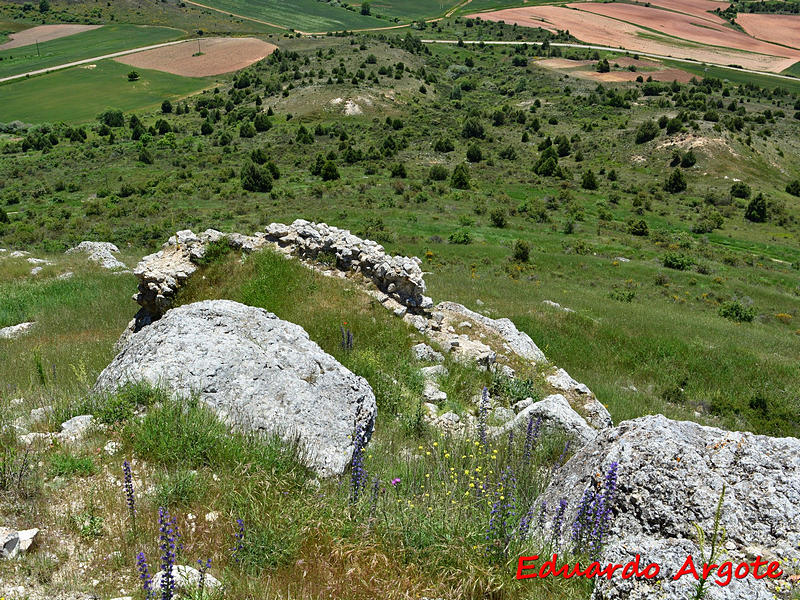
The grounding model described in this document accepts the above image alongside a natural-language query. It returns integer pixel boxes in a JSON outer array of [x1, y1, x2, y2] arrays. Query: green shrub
[[730, 181, 751, 199], [512, 239, 530, 263], [466, 143, 482, 163], [49, 452, 96, 478], [450, 163, 470, 189], [153, 469, 201, 507], [634, 119, 659, 144], [744, 193, 767, 223], [627, 219, 649, 236], [429, 165, 448, 181], [241, 161, 273, 192], [719, 300, 756, 323], [581, 169, 598, 190], [489, 208, 507, 228], [448, 229, 471, 244], [786, 179, 800, 197], [664, 168, 687, 193], [663, 252, 693, 271]]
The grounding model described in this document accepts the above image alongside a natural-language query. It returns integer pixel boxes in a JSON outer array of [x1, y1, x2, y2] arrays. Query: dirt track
[[736, 13, 800, 50], [114, 37, 277, 77], [0, 24, 101, 51], [468, 6, 800, 72]]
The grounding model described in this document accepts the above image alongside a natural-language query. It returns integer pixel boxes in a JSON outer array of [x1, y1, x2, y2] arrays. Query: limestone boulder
[[94, 300, 377, 477]]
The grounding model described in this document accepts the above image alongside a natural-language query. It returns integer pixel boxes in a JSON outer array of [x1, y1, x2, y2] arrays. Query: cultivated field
[[642, 0, 729, 23], [537, 56, 694, 83], [0, 24, 183, 79], [115, 37, 277, 77], [572, 2, 800, 65], [186, 0, 384, 32], [468, 5, 800, 71], [0, 24, 101, 51], [0, 60, 209, 123], [736, 13, 800, 49]]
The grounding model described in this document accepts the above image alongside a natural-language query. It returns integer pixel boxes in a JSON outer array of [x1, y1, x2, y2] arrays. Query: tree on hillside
[[360, 1, 371, 15], [596, 59, 610, 73], [664, 168, 687, 194], [581, 169, 598, 190], [241, 161, 272, 192], [466, 143, 482, 163], [161, 100, 172, 114], [39, 0, 49, 12], [321, 160, 340, 181], [451, 163, 470, 189], [635, 120, 659, 144], [785, 179, 800, 197], [744, 193, 767, 223], [127, 71, 140, 82]]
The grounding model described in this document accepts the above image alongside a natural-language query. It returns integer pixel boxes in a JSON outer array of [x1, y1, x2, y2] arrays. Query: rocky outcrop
[[435, 301, 546, 363], [66, 242, 127, 270], [494, 394, 597, 445], [0, 528, 37, 559], [264, 220, 432, 309], [152, 565, 221, 595], [546, 367, 613, 430], [94, 300, 377, 477], [539, 415, 800, 600], [0, 321, 35, 340]]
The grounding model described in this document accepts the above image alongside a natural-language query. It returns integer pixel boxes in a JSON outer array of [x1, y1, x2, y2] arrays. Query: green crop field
[[360, 0, 460, 21], [192, 0, 385, 31], [0, 24, 184, 80], [0, 60, 211, 123]]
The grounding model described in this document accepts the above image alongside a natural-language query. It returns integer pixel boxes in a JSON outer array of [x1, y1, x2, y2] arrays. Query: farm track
[[421, 39, 800, 82], [0, 39, 190, 84]]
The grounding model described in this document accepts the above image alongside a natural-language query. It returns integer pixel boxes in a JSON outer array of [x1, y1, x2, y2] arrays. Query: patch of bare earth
[[656, 133, 738, 156], [636, 0, 729, 24], [0, 24, 101, 51], [736, 14, 800, 50], [469, 5, 800, 72], [114, 37, 277, 77], [586, 67, 694, 83], [571, 2, 800, 63], [536, 57, 595, 69]]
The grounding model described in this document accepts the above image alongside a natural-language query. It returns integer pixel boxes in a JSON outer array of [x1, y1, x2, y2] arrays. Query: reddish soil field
[[586, 67, 694, 83], [469, 5, 800, 72], [640, 0, 728, 24], [736, 13, 800, 50], [0, 24, 100, 50], [536, 57, 595, 69], [115, 37, 277, 77], [571, 2, 800, 60]]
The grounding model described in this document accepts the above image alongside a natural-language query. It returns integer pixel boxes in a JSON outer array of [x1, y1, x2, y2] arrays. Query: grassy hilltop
[[0, 4, 799, 600]]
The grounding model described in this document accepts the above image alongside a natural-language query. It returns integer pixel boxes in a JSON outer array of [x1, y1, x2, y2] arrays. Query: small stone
[[18, 528, 39, 553], [513, 398, 534, 413], [1, 528, 20, 559], [411, 343, 444, 363], [152, 565, 222, 593], [59, 415, 94, 442], [420, 365, 448, 380]]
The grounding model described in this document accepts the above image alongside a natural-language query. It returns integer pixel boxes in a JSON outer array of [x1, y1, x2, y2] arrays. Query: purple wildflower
[[123, 460, 136, 532], [158, 507, 177, 600], [571, 487, 596, 550], [518, 502, 536, 540], [350, 425, 368, 504], [587, 461, 619, 557], [485, 466, 517, 563], [197, 558, 211, 596], [551, 498, 568, 549], [478, 387, 490, 447], [232, 518, 245, 562], [523, 415, 542, 464], [136, 551, 154, 600], [390, 478, 401, 487], [552, 440, 571, 473]]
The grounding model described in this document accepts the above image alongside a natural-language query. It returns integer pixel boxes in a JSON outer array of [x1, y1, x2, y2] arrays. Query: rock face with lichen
[[537, 414, 800, 600], [95, 299, 377, 477]]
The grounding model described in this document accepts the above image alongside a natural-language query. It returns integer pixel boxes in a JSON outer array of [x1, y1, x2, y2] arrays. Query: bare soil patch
[[115, 37, 277, 77], [586, 67, 694, 83], [736, 13, 800, 50], [611, 56, 661, 68], [0, 24, 100, 50], [469, 5, 800, 72], [536, 57, 595, 69], [641, 0, 728, 24], [569, 2, 800, 64]]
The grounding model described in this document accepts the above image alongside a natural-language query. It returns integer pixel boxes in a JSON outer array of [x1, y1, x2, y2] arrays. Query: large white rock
[[435, 301, 546, 363], [538, 415, 800, 600], [495, 394, 597, 445], [0, 322, 35, 340], [66, 241, 127, 270], [0, 528, 19, 559], [151, 564, 221, 594], [94, 300, 377, 477]]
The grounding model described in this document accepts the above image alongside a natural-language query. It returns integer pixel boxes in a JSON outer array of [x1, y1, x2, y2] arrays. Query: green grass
[[362, 0, 460, 21], [0, 24, 184, 80], [781, 60, 800, 77], [0, 60, 212, 123], [662, 58, 800, 93], [49, 451, 97, 478], [191, 0, 385, 31]]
